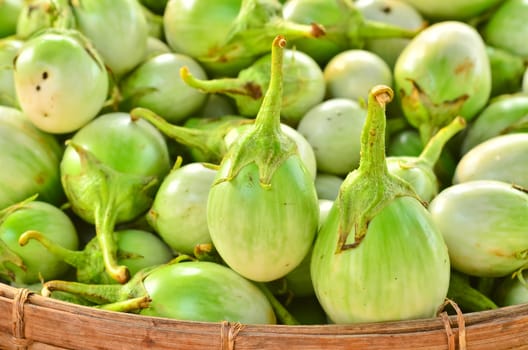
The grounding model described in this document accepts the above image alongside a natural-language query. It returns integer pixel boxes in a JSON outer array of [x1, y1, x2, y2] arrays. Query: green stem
[[447, 270, 498, 312], [253, 35, 285, 138], [131, 107, 227, 163], [416, 116, 466, 168], [180, 66, 261, 99], [18, 230, 86, 270], [257, 283, 299, 325], [215, 35, 294, 187], [94, 177, 128, 284], [42, 280, 123, 305], [357, 86, 394, 177], [0, 239, 25, 282], [66, 141, 158, 284], [356, 19, 423, 40], [337, 85, 419, 252], [97, 295, 151, 313], [0, 194, 38, 225]]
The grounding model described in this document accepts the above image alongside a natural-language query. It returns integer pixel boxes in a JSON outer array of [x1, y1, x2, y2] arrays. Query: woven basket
[[1, 282, 528, 350]]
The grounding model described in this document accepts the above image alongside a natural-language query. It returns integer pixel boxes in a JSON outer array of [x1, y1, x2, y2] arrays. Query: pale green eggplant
[[311, 85, 450, 324], [13, 29, 109, 134], [296, 98, 366, 177], [394, 21, 491, 143], [315, 173, 344, 201], [147, 162, 217, 255], [207, 36, 319, 283], [69, 0, 149, 77], [454, 133, 528, 188], [429, 180, 528, 278], [119, 52, 208, 124], [15, 0, 149, 77], [0, 37, 23, 108], [461, 94, 528, 154], [398, 0, 503, 21], [387, 116, 466, 203], [323, 49, 393, 103], [493, 271, 528, 307], [355, 0, 424, 69]]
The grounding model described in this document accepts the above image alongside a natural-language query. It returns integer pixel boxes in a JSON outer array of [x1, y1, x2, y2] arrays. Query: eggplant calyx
[[0, 239, 26, 282], [335, 85, 422, 253], [214, 35, 296, 187], [399, 79, 469, 143]]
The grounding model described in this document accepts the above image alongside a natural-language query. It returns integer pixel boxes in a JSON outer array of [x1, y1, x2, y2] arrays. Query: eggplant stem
[[257, 282, 299, 325]]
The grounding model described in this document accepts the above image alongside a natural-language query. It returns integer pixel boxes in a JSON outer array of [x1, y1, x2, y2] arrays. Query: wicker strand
[[437, 298, 467, 350], [220, 321, 244, 350], [11, 288, 33, 350], [440, 312, 455, 350]]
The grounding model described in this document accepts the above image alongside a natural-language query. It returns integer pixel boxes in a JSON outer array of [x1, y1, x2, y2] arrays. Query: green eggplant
[[41, 259, 277, 324], [0, 0, 23, 38], [206, 35, 319, 283], [447, 269, 498, 312], [119, 52, 208, 124], [454, 133, 528, 189], [486, 46, 526, 98], [0, 37, 23, 108], [146, 161, 217, 256], [429, 180, 528, 278], [355, 0, 424, 69], [311, 85, 450, 324], [394, 21, 491, 143], [296, 98, 366, 177], [282, 0, 421, 66], [0, 106, 64, 209], [0, 197, 79, 285], [163, 0, 324, 77], [13, 29, 109, 134], [15, 0, 149, 77], [481, 0, 528, 60], [461, 93, 528, 154], [60, 112, 171, 283], [180, 47, 325, 127], [18, 228, 173, 284]]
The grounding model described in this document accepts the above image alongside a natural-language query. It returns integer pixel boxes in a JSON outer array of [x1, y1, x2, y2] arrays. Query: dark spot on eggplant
[[42, 71, 48, 79], [381, 5, 392, 14], [244, 82, 263, 99], [35, 173, 45, 185], [454, 58, 474, 75]]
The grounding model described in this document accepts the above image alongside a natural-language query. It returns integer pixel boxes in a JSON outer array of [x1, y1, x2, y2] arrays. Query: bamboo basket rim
[[2, 281, 528, 350]]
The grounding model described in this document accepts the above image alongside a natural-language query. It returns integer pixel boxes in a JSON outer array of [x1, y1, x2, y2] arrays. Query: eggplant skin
[[429, 180, 528, 278], [207, 158, 319, 283], [311, 196, 450, 324]]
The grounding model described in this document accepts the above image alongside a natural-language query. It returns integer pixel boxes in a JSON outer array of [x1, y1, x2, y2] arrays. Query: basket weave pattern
[[3, 282, 528, 349]]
